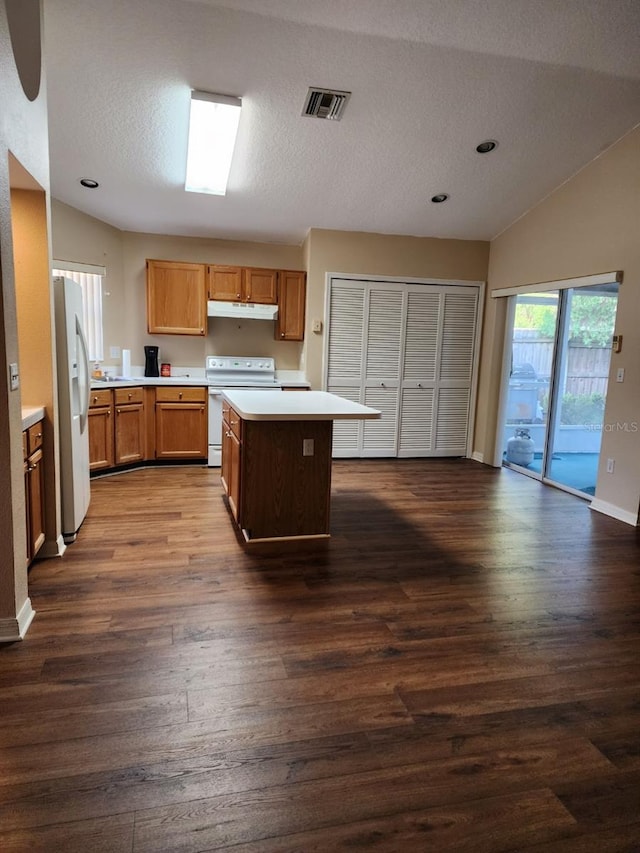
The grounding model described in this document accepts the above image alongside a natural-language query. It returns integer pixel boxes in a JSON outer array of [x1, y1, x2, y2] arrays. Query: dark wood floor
[[1, 459, 639, 852]]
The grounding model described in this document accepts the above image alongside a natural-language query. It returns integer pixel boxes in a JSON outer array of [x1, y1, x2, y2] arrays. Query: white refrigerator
[[53, 276, 91, 542]]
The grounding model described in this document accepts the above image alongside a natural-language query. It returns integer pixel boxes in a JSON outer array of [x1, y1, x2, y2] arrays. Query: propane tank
[[506, 428, 535, 466]]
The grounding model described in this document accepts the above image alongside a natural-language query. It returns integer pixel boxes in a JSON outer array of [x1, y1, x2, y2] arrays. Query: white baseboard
[[0, 597, 35, 642], [470, 451, 484, 463], [590, 499, 638, 527], [38, 535, 67, 559]]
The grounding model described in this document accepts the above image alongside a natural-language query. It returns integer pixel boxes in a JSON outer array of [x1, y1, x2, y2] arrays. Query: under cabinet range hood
[[207, 300, 278, 321]]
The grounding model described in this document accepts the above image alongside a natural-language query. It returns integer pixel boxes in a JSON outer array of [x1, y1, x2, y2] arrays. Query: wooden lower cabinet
[[221, 412, 332, 541], [89, 384, 208, 471], [155, 387, 207, 459], [221, 402, 242, 519], [114, 387, 145, 465], [89, 389, 114, 471], [24, 420, 45, 563]]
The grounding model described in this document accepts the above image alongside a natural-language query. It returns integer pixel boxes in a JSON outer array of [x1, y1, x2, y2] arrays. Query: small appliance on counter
[[144, 345, 160, 377]]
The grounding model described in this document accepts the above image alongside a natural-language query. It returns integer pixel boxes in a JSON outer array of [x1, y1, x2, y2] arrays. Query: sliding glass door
[[501, 283, 619, 498], [502, 291, 559, 479], [545, 283, 619, 495]]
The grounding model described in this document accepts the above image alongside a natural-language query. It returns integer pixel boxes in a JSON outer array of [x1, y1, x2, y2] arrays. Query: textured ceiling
[[43, 0, 640, 245]]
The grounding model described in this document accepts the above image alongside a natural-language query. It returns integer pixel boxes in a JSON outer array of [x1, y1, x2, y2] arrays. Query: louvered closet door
[[326, 283, 365, 456], [433, 290, 478, 455], [326, 279, 478, 458], [398, 290, 439, 456], [362, 288, 403, 456]]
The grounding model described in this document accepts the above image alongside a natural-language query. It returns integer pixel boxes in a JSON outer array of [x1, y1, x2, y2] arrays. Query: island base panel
[[242, 419, 332, 540]]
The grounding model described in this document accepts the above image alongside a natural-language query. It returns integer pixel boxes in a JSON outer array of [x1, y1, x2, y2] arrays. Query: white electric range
[[206, 356, 281, 466]]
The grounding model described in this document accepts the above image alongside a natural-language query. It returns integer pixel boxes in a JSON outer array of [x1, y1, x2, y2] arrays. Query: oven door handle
[[208, 388, 223, 397]]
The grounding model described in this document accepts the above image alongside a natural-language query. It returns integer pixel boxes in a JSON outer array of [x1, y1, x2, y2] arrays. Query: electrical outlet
[[303, 438, 314, 456], [110, 346, 121, 358], [606, 458, 615, 474], [312, 319, 323, 334], [616, 367, 625, 382]]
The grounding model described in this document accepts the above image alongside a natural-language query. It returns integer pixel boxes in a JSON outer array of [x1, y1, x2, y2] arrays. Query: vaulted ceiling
[[44, 0, 640, 245]]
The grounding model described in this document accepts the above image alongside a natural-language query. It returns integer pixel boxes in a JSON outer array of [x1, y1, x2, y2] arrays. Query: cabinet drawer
[[228, 407, 242, 440], [114, 386, 144, 405], [27, 421, 44, 455], [90, 389, 112, 407], [155, 386, 207, 403]]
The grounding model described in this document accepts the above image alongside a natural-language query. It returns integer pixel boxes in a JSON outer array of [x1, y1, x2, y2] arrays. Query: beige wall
[[479, 126, 640, 523], [304, 228, 490, 389], [0, 0, 50, 632], [12, 186, 59, 550], [51, 200, 305, 373]]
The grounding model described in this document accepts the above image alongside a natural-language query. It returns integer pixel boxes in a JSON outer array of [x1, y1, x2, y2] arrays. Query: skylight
[[185, 91, 242, 196]]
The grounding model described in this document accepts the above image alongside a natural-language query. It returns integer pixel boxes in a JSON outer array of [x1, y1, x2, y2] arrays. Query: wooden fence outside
[[512, 339, 611, 397]]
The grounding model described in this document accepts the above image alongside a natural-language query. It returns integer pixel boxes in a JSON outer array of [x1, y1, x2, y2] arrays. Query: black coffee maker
[[144, 345, 160, 377]]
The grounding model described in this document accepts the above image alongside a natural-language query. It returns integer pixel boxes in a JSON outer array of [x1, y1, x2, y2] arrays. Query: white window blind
[[53, 263, 104, 361]]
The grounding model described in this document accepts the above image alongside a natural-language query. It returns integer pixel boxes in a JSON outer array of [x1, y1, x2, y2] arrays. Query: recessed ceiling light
[[431, 193, 449, 203], [79, 178, 99, 189], [476, 139, 498, 154]]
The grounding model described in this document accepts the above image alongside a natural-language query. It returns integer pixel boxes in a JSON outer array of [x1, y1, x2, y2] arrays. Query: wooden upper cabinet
[[207, 265, 277, 305], [146, 259, 206, 335], [243, 268, 277, 304], [276, 270, 306, 341], [207, 265, 242, 302]]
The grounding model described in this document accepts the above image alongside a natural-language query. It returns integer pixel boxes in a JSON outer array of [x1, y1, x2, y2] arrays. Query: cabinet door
[[114, 403, 145, 465], [147, 259, 206, 335], [26, 447, 45, 559], [276, 270, 306, 341], [228, 430, 241, 521], [244, 268, 277, 304], [88, 405, 114, 470], [156, 403, 207, 459], [221, 417, 232, 494], [207, 265, 243, 302]]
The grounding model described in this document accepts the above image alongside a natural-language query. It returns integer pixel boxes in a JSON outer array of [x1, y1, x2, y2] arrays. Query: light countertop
[[91, 376, 208, 389], [223, 390, 380, 421], [22, 406, 45, 430]]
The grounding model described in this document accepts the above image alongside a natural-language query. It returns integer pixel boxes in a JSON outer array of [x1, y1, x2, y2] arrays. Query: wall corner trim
[[0, 598, 36, 642]]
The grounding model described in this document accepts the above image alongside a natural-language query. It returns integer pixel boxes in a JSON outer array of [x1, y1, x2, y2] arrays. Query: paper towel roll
[[121, 349, 131, 378]]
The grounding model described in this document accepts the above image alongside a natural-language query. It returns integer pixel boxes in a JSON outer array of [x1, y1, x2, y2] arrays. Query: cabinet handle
[[236, 292, 241, 298], [117, 408, 121, 414], [280, 333, 285, 338], [179, 392, 183, 399], [36, 432, 42, 439], [107, 409, 111, 416], [128, 393, 132, 399]]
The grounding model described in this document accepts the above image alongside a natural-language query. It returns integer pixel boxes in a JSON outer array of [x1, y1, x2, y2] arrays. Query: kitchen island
[[221, 390, 380, 542]]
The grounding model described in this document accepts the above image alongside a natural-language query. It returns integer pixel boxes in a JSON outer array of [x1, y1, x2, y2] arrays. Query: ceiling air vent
[[302, 87, 351, 121]]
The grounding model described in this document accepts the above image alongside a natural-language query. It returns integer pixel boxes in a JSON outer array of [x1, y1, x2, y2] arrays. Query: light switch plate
[[9, 362, 19, 391], [303, 438, 314, 456], [616, 367, 625, 382]]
